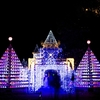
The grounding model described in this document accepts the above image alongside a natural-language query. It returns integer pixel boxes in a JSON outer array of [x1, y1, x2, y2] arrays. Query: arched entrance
[[43, 69, 61, 89]]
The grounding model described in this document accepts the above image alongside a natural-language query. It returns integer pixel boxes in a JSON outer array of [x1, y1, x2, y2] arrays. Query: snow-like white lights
[[87, 40, 91, 44], [8, 37, 13, 41], [49, 54, 52, 56], [30, 64, 73, 92]]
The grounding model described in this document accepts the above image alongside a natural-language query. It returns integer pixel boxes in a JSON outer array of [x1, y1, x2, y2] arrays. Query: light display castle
[[1, 30, 100, 93], [28, 30, 74, 92]]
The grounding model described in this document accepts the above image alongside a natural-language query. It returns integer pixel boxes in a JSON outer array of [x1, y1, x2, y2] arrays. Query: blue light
[[29, 47, 73, 92]]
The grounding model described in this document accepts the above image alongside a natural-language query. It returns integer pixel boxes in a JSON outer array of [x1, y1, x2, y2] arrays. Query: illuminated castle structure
[[75, 40, 100, 88], [0, 37, 29, 88], [28, 30, 74, 92]]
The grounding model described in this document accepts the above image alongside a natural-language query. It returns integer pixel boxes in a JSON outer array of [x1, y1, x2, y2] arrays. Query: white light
[[8, 37, 13, 41], [29, 47, 74, 92], [30, 58, 73, 91], [49, 54, 52, 56], [87, 40, 91, 44]]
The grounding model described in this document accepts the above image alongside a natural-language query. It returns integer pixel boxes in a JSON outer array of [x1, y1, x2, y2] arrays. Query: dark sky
[[0, 1, 100, 63]]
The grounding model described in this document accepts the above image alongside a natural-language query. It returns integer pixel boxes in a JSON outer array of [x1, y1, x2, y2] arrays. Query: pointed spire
[[75, 40, 100, 88], [44, 30, 57, 44], [42, 30, 59, 48], [22, 58, 28, 67], [0, 42, 29, 88], [34, 44, 39, 53]]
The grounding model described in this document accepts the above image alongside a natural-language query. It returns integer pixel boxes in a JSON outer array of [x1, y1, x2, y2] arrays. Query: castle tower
[[0, 37, 29, 88], [75, 40, 100, 88], [41, 30, 59, 48]]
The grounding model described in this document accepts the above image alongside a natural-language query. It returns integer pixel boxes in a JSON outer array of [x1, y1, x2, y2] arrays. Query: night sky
[[0, 1, 100, 65]]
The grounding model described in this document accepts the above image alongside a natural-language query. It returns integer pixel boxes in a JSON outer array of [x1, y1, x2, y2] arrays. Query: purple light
[[0, 45, 29, 88], [75, 46, 100, 88]]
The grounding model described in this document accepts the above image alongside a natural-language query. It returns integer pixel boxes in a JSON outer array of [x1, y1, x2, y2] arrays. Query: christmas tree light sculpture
[[28, 30, 74, 92], [75, 40, 100, 88], [0, 37, 29, 88]]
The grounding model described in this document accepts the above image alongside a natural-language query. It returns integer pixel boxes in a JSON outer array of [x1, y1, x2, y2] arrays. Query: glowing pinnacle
[[8, 37, 13, 41], [87, 40, 91, 44]]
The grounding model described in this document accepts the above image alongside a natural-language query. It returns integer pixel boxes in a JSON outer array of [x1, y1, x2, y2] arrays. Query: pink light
[[87, 40, 91, 44], [8, 37, 13, 41]]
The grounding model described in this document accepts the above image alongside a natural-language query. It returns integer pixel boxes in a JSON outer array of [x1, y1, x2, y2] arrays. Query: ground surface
[[0, 88, 100, 100]]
